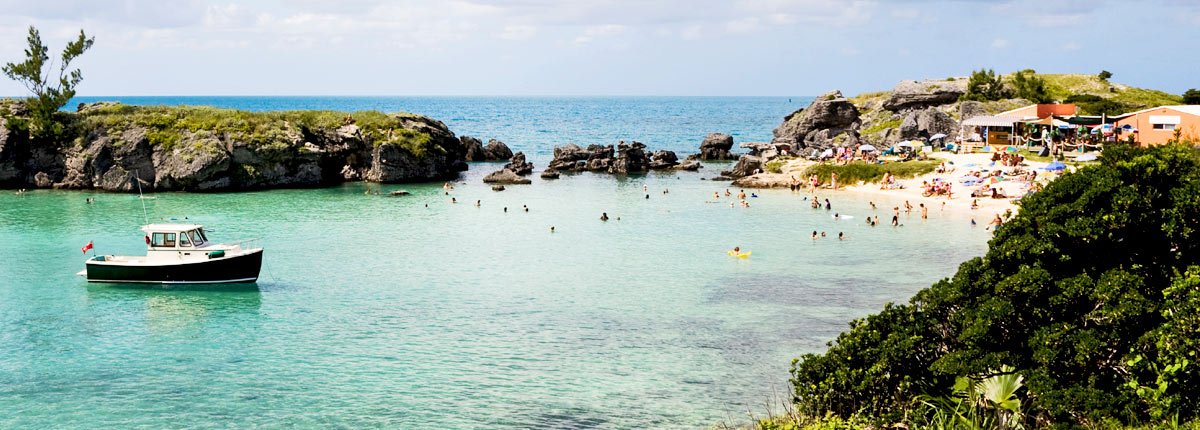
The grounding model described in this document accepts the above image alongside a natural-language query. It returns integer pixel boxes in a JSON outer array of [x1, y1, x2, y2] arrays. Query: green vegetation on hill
[[78, 104, 434, 156], [786, 144, 1200, 429], [957, 69, 1183, 116]]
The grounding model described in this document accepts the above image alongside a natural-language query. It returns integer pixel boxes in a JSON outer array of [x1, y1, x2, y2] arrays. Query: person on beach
[[831, 172, 839, 190], [971, 218, 976, 227], [645, 194, 650, 199], [921, 203, 927, 219], [971, 199, 979, 210], [810, 174, 819, 193], [600, 212, 609, 221]]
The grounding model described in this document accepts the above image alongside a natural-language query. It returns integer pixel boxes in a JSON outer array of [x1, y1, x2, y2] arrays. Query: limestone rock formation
[[482, 152, 534, 184], [771, 90, 860, 153], [698, 133, 737, 160], [483, 139, 514, 161], [881, 79, 967, 112], [898, 108, 958, 141], [960, 101, 988, 122]]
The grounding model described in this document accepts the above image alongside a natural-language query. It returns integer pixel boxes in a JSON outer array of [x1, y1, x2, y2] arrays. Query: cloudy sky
[[0, 0, 1196, 96]]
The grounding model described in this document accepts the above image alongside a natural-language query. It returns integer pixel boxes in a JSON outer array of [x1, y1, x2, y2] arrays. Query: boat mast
[[135, 169, 149, 225]]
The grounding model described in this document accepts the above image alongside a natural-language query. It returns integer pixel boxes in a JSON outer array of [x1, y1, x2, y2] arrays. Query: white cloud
[[573, 24, 625, 45], [991, 38, 1010, 49], [725, 17, 760, 33], [498, 25, 537, 40]]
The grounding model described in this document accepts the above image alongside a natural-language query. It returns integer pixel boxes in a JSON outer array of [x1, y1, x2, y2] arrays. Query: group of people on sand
[[991, 151, 1025, 167]]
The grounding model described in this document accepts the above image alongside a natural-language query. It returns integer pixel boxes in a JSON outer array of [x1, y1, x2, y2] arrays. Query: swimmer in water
[[838, 232, 846, 240], [821, 232, 826, 238], [725, 189, 732, 197], [825, 199, 831, 210], [737, 190, 746, 199], [970, 218, 977, 227], [551, 226, 555, 233], [600, 212, 609, 221], [731, 246, 742, 255], [663, 189, 669, 194], [713, 192, 720, 199], [523, 205, 529, 212], [921, 203, 927, 219], [475, 200, 481, 207], [811, 231, 819, 240], [870, 201, 876, 210], [451, 197, 456, 204]]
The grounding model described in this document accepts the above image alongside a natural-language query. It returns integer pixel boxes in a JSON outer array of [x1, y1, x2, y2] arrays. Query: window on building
[[1153, 123, 1177, 130]]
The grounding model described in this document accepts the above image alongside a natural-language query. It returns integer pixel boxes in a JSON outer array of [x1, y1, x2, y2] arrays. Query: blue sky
[[0, 0, 1197, 96]]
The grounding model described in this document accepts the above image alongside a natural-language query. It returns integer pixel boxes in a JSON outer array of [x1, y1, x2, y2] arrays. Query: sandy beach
[[762, 151, 1064, 220]]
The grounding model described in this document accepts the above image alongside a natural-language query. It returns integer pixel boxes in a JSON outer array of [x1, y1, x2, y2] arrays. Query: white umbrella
[[929, 133, 947, 141], [859, 144, 877, 152], [820, 148, 833, 157], [896, 141, 916, 148]]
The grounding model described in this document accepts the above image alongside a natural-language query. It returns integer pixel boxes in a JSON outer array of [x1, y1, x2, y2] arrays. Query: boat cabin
[[141, 224, 211, 251]]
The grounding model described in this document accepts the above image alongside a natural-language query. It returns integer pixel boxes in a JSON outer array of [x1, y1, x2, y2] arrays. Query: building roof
[[996, 105, 1036, 117], [141, 224, 203, 232], [1113, 105, 1200, 120], [962, 116, 1020, 127]]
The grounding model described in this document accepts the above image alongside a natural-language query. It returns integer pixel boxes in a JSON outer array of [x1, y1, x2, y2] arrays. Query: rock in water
[[540, 168, 560, 179], [726, 155, 763, 177], [648, 150, 679, 169], [482, 169, 532, 184], [608, 141, 650, 174], [698, 133, 737, 160], [674, 159, 702, 171], [389, 190, 410, 196], [770, 90, 860, 153], [484, 139, 514, 161], [461, 136, 487, 161], [503, 152, 534, 176], [491, 185, 506, 191]]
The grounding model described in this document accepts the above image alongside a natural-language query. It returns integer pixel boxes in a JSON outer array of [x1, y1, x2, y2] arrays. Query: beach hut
[[1112, 106, 1200, 146], [960, 116, 1019, 150]]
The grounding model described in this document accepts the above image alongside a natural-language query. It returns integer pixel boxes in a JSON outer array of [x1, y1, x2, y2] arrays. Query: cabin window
[[190, 230, 205, 246], [164, 233, 176, 247], [151, 233, 167, 247], [1153, 123, 1176, 130], [179, 233, 191, 247], [197, 229, 209, 242]]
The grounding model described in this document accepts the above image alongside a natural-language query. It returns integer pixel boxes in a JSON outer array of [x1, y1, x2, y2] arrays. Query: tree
[[1098, 70, 1113, 81], [1011, 69, 1051, 103], [1183, 89, 1200, 105], [2, 26, 94, 140], [790, 144, 1200, 427], [962, 69, 1007, 102]]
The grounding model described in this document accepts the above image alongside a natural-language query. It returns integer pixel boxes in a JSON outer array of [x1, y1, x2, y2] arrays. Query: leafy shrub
[[1099, 70, 1113, 81], [963, 69, 1007, 102], [790, 145, 1200, 427], [1183, 89, 1200, 105], [1012, 69, 1051, 103], [802, 161, 936, 185]]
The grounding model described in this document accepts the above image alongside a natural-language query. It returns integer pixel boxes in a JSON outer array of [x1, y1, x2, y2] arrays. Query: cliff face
[[0, 101, 468, 191]]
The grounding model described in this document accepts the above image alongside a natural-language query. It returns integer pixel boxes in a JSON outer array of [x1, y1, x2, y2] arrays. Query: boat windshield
[[150, 232, 177, 247], [190, 229, 206, 246], [179, 233, 191, 247]]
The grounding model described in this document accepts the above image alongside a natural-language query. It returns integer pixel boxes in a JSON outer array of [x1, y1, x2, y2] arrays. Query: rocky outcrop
[[674, 159, 701, 171], [882, 79, 967, 112], [540, 168, 560, 179], [482, 152, 534, 184], [960, 101, 988, 122], [0, 100, 469, 191], [771, 90, 860, 153], [725, 155, 763, 177], [698, 133, 737, 160], [547, 141, 679, 174], [483, 139, 514, 161], [898, 108, 958, 141]]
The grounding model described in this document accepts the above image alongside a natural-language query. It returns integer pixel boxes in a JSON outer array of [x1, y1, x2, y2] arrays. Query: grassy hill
[[1039, 73, 1183, 111]]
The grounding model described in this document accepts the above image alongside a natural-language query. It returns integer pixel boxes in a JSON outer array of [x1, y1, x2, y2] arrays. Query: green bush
[[802, 161, 936, 185], [1183, 89, 1200, 105], [963, 69, 1007, 102], [790, 144, 1200, 427], [1012, 69, 1051, 103]]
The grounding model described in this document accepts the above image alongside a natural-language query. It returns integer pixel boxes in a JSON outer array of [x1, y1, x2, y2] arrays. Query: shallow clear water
[[4, 97, 993, 428], [0, 165, 990, 428]]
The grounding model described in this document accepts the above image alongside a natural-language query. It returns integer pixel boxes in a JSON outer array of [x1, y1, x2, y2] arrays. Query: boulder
[[725, 155, 763, 178], [898, 108, 958, 141], [960, 101, 988, 123], [540, 168, 560, 179], [483, 139, 514, 160], [461, 136, 487, 161], [491, 185, 506, 191], [502, 152, 534, 176], [698, 133, 737, 160], [674, 159, 702, 171], [585, 144, 614, 172], [549, 143, 590, 170], [482, 169, 531, 184], [608, 141, 650, 174], [882, 79, 967, 112], [648, 150, 679, 169], [771, 90, 860, 153], [389, 190, 410, 196]]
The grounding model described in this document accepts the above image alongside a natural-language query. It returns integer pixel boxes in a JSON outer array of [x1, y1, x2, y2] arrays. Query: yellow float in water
[[728, 251, 751, 258]]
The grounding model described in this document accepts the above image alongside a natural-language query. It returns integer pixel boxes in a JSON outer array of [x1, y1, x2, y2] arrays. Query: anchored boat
[[82, 224, 263, 284]]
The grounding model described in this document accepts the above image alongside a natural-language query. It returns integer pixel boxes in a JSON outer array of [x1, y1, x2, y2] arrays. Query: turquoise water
[[0, 164, 991, 428], [5, 97, 994, 427]]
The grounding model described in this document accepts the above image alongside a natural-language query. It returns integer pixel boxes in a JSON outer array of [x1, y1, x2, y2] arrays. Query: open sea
[[1, 97, 991, 428]]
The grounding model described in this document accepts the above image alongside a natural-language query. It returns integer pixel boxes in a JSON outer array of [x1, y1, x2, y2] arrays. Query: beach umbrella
[[929, 133, 947, 141], [985, 176, 1005, 185], [1045, 161, 1066, 171], [1076, 153, 1098, 161], [896, 141, 915, 148], [859, 144, 877, 152], [1004, 146, 1020, 153]]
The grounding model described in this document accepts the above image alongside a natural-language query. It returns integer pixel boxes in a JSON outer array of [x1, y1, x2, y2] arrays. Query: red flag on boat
[[81, 241, 93, 254]]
